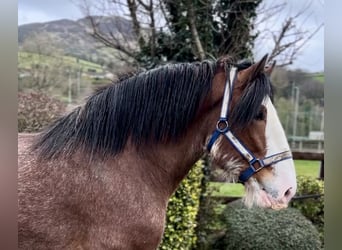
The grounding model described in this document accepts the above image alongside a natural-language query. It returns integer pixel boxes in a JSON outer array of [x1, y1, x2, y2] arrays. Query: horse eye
[[255, 110, 265, 121]]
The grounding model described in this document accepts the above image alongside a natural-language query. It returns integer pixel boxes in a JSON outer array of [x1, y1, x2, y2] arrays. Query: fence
[[292, 150, 324, 180], [289, 138, 324, 152]]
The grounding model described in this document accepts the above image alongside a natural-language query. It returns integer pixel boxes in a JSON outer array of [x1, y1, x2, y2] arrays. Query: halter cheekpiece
[[207, 65, 292, 183]]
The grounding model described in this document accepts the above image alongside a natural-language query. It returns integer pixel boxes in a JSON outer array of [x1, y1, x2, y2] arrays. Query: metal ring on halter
[[216, 119, 229, 133], [249, 158, 265, 172]]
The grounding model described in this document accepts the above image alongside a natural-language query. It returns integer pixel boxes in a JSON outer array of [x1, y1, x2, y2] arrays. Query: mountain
[[18, 16, 137, 67]]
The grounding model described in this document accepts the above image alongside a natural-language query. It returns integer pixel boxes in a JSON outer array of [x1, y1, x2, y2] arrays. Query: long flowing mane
[[32, 59, 273, 161], [32, 61, 218, 160]]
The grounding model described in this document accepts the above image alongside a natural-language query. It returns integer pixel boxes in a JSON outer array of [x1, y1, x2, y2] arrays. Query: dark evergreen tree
[[212, 0, 261, 59], [137, 0, 261, 67]]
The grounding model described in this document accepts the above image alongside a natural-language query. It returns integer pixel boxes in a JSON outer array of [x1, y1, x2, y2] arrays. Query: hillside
[[18, 51, 104, 73], [18, 16, 137, 70]]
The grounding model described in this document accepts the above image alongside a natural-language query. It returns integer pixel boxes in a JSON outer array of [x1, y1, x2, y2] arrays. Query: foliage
[[300, 80, 324, 104], [151, 0, 215, 63], [273, 97, 294, 136], [91, 78, 112, 86], [159, 160, 204, 250], [274, 93, 323, 138], [19, 34, 72, 92], [19, 53, 69, 93], [194, 196, 221, 250], [211, 0, 261, 58], [193, 157, 223, 250], [139, 0, 261, 66], [19, 50, 98, 101], [18, 91, 66, 133], [209, 200, 322, 250], [291, 176, 324, 243], [271, 67, 324, 138]]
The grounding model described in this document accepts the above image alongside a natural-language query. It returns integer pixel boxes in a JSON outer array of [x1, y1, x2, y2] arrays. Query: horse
[[18, 54, 297, 249]]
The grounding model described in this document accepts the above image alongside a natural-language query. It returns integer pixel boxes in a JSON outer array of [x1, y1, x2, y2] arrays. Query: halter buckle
[[250, 158, 265, 172]]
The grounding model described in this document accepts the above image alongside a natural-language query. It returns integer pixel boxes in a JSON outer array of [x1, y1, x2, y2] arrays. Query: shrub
[[194, 194, 223, 250], [291, 176, 324, 243], [210, 200, 322, 250], [18, 91, 66, 133], [194, 157, 223, 250], [159, 160, 204, 250]]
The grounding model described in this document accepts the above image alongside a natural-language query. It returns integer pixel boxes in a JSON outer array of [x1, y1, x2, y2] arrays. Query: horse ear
[[239, 54, 268, 84], [254, 54, 268, 76], [264, 60, 276, 77]]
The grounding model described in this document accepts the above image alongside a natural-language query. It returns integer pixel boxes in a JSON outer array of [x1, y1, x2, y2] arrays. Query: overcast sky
[[18, 0, 324, 72]]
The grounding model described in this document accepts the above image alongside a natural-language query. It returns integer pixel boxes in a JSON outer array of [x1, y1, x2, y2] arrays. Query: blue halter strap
[[207, 66, 292, 183]]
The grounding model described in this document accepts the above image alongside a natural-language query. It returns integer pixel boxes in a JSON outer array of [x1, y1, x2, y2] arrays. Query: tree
[[78, 0, 262, 67], [254, 0, 323, 67], [300, 79, 324, 104], [211, 0, 261, 59], [20, 32, 69, 92], [77, 0, 322, 68], [19, 32, 94, 101]]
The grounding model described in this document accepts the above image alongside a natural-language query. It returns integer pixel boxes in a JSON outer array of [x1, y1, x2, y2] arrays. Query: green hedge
[[291, 176, 324, 244], [194, 157, 222, 250], [210, 200, 322, 250], [18, 91, 66, 133], [159, 160, 204, 250]]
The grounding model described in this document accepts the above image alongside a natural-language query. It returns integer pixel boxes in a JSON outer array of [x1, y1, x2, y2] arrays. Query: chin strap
[[207, 65, 292, 183]]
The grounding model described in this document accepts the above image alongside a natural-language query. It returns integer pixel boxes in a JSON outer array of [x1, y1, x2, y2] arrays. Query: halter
[[207, 65, 293, 183]]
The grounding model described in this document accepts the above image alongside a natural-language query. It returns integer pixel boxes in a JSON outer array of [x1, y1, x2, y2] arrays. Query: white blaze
[[262, 96, 297, 201]]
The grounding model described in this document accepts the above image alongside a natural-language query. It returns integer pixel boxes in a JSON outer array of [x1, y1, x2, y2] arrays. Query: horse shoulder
[[85, 157, 168, 249]]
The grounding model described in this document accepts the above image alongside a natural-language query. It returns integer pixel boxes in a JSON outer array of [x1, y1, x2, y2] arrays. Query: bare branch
[[255, 0, 323, 67], [86, 16, 136, 58], [127, 0, 142, 39], [76, 0, 143, 65], [158, 0, 171, 30]]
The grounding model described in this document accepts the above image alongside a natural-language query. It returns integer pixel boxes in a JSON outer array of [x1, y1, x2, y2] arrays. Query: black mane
[[32, 59, 273, 161], [33, 61, 217, 160]]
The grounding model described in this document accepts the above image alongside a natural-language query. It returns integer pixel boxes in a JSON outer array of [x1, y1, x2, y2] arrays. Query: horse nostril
[[284, 187, 292, 198]]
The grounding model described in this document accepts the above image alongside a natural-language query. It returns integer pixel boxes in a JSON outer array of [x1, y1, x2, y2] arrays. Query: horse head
[[208, 55, 297, 209]]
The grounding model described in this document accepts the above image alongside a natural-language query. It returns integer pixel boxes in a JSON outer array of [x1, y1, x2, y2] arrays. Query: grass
[[210, 160, 321, 197], [210, 182, 244, 197], [18, 51, 104, 73], [295, 160, 320, 178], [313, 73, 325, 83]]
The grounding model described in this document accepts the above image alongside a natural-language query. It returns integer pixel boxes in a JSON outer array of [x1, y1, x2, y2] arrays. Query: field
[[18, 51, 104, 73], [210, 160, 321, 197], [313, 73, 325, 83]]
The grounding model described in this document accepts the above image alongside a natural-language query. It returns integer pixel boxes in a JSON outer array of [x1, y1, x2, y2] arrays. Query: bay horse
[[18, 55, 297, 249]]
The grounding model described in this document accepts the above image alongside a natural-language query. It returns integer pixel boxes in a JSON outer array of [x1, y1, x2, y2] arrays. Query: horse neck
[[130, 104, 220, 196]]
